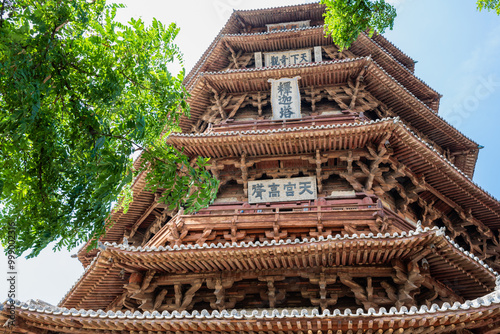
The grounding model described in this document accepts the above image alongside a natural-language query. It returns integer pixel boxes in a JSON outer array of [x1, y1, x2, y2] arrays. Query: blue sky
[[384, 0, 500, 192], [1, 0, 499, 305]]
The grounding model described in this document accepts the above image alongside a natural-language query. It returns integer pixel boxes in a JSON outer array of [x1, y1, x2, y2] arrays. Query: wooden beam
[[128, 194, 161, 239]]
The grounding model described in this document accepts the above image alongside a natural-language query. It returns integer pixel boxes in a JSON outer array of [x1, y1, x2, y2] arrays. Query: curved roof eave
[[5, 297, 500, 334], [182, 57, 476, 153], [58, 226, 498, 310], [208, 28, 438, 105]]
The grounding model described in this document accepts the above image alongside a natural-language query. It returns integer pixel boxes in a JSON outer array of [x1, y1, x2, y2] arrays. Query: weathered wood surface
[[112, 264, 461, 313]]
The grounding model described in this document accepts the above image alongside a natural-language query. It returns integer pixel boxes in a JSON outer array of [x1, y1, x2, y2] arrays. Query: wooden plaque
[[248, 176, 317, 204]]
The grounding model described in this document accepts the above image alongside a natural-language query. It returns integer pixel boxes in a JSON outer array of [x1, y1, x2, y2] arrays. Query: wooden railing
[[144, 196, 417, 249], [195, 202, 379, 216]]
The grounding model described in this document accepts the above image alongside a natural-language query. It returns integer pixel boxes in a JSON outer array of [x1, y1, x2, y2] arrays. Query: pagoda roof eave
[[184, 2, 327, 86], [369, 32, 415, 71], [168, 118, 500, 230], [184, 2, 415, 88], [76, 168, 153, 267], [391, 122, 500, 228], [189, 57, 475, 150], [5, 288, 500, 334], [58, 226, 497, 311], [354, 32, 439, 110], [57, 251, 123, 309], [181, 57, 367, 131], [105, 227, 497, 282], [183, 57, 478, 176], [202, 27, 437, 106], [232, 3, 416, 68]]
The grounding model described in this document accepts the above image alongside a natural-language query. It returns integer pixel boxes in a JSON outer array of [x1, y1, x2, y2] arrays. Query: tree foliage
[[321, 0, 396, 51], [477, 0, 500, 14], [0, 0, 218, 257], [322, 0, 500, 51]]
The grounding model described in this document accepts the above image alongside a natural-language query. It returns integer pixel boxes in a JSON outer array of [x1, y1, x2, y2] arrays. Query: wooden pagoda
[[3, 3, 500, 333]]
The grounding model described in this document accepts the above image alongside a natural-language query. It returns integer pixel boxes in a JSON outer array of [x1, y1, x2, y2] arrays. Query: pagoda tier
[[6, 3, 500, 334], [184, 57, 478, 177], [188, 28, 437, 110], [57, 227, 497, 314], [184, 3, 415, 86], [167, 118, 500, 272]]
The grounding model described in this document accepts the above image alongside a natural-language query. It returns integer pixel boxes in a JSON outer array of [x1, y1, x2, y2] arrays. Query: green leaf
[[321, 0, 397, 51], [0, 0, 217, 257]]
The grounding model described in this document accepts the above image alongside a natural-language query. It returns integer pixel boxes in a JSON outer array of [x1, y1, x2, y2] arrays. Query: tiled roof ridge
[[171, 109, 391, 138], [106, 224, 438, 252], [203, 55, 368, 75], [222, 24, 323, 37], [185, 55, 363, 95], [233, 1, 323, 15], [8, 286, 500, 320]]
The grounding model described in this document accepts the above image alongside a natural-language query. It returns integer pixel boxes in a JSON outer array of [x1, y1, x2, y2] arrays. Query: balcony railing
[[145, 197, 414, 248]]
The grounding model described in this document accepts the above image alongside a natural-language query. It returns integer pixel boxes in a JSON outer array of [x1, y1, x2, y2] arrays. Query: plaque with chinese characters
[[248, 176, 317, 204], [268, 76, 301, 120], [266, 20, 310, 32], [264, 49, 311, 67]]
